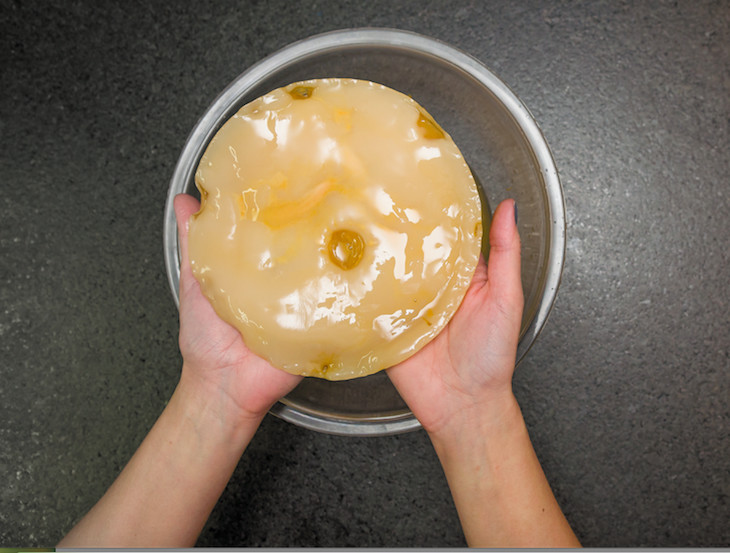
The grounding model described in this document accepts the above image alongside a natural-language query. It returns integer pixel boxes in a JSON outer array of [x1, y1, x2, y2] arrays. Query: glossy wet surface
[[2, 1, 729, 547], [189, 79, 481, 379]]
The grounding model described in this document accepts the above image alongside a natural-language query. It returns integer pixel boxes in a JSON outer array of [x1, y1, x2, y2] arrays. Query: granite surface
[[2, 0, 729, 547]]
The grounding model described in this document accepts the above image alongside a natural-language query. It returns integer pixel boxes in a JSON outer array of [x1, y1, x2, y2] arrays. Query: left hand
[[173, 193, 302, 424]]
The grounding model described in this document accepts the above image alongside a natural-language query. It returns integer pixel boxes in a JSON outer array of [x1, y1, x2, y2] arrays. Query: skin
[[58, 194, 302, 547], [58, 195, 579, 548], [389, 199, 580, 547]]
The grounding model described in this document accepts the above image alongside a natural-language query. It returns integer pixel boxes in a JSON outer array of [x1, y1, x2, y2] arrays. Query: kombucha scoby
[[188, 78, 482, 380]]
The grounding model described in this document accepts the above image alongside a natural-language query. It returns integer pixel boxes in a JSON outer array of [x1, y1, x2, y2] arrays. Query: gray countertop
[[2, 0, 729, 547]]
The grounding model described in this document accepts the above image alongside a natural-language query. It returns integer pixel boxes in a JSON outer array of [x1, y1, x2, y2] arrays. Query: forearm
[[430, 393, 580, 548], [58, 370, 261, 547]]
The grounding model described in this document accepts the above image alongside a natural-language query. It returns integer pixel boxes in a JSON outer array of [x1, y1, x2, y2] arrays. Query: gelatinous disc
[[188, 78, 482, 380]]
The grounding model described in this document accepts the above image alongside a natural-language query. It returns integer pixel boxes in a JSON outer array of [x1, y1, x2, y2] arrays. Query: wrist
[[428, 390, 523, 461], [59, 370, 266, 547], [173, 368, 265, 454], [427, 392, 579, 547]]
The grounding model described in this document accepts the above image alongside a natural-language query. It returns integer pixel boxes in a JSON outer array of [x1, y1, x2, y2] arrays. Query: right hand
[[387, 199, 524, 438]]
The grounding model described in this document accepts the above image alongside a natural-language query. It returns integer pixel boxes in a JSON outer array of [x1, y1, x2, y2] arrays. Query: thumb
[[486, 199, 524, 313], [173, 193, 202, 293]]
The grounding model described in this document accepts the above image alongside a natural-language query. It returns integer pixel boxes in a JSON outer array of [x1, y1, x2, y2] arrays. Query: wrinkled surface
[[189, 79, 481, 379]]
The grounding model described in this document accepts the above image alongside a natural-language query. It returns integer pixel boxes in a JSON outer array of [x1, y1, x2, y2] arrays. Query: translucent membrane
[[188, 78, 482, 380]]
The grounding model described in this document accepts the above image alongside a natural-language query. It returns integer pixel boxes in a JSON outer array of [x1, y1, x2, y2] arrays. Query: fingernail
[[513, 201, 519, 226]]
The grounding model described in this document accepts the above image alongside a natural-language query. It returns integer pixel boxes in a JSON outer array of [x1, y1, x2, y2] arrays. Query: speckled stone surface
[[2, 0, 729, 547]]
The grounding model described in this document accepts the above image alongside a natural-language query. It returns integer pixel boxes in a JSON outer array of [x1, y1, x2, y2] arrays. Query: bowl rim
[[163, 27, 566, 436]]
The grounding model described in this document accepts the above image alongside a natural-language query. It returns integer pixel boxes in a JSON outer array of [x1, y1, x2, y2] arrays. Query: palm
[[174, 194, 302, 420], [388, 200, 523, 434]]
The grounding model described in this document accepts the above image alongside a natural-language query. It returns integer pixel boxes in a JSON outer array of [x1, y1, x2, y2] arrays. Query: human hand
[[387, 199, 523, 438], [388, 201, 581, 548], [57, 195, 304, 548], [173, 194, 302, 423]]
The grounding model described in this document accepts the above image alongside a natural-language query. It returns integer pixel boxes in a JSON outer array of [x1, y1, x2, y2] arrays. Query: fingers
[[487, 199, 523, 311]]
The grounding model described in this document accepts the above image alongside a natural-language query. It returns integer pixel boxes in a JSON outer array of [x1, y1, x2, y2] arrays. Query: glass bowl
[[163, 28, 565, 436]]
